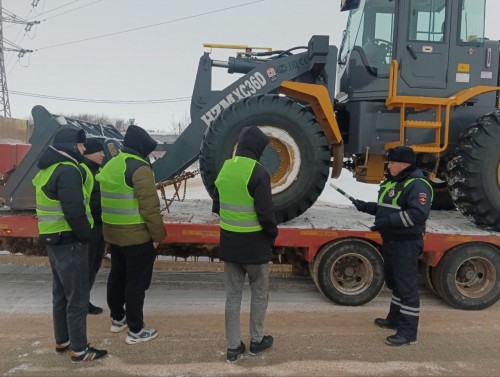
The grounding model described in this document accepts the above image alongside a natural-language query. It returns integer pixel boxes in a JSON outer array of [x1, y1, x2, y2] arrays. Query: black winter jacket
[[36, 146, 92, 244], [364, 166, 432, 241], [212, 127, 278, 264]]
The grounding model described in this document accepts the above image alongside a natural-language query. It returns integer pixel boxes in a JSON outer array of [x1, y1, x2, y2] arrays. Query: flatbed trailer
[[1, 199, 499, 311]]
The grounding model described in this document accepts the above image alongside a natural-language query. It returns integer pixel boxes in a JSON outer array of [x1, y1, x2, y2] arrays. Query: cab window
[[408, 0, 446, 42], [459, 0, 485, 44]]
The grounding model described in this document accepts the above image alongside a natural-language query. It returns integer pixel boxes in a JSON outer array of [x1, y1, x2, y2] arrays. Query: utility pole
[[0, 1, 37, 117], [0, 0, 11, 117]]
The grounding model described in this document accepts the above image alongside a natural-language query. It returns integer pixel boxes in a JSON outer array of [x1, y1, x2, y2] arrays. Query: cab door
[[396, 0, 450, 91]]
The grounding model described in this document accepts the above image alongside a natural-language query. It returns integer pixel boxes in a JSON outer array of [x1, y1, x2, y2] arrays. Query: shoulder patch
[[418, 193, 428, 205]]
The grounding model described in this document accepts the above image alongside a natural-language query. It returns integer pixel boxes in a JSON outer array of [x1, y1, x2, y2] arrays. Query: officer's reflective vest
[[96, 152, 148, 225], [32, 161, 93, 235], [215, 156, 263, 232], [378, 177, 434, 207]]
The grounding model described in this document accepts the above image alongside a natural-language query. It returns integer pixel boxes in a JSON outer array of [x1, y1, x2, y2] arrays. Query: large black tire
[[432, 243, 500, 310], [316, 239, 384, 306], [199, 95, 330, 224], [447, 112, 500, 231]]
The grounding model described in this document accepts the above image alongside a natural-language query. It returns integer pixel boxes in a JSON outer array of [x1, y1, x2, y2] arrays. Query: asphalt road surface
[[1, 262, 499, 377]]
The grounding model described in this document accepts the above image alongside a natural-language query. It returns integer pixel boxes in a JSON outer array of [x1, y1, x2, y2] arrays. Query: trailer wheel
[[419, 262, 439, 296], [432, 243, 500, 310], [200, 95, 330, 224], [447, 111, 500, 231], [317, 239, 384, 306]]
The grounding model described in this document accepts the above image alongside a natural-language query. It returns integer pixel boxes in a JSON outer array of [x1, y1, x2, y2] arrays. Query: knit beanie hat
[[53, 128, 86, 162], [83, 138, 104, 155], [386, 146, 416, 165]]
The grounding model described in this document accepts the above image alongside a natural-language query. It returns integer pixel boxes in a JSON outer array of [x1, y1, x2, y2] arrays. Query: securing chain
[[156, 169, 200, 212]]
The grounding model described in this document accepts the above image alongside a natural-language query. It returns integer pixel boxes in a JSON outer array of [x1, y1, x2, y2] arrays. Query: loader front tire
[[200, 95, 331, 224], [447, 111, 500, 231]]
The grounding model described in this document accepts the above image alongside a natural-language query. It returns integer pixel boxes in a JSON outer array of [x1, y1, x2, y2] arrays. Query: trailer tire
[[317, 239, 384, 306], [433, 243, 500, 310], [447, 111, 500, 231], [419, 262, 439, 296], [199, 95, 330, 224]]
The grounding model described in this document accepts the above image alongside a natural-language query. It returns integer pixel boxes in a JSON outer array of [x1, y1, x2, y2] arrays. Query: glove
[[370, 217, 390, 232], [353, 199, 368, 212]]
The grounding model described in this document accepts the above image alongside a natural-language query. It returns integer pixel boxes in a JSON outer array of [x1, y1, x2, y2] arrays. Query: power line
[[41, 0, 105, 22], [10, 89, 192, 104], [36, 0, 266, 51]]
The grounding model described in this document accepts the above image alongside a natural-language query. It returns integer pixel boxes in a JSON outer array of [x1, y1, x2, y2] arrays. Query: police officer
[[32, 128, 107, 362], [353, 146, 433, 346], [213, 126, 278, 363]]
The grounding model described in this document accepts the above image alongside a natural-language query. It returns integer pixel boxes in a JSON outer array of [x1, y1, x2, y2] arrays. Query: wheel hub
[[259, 126, 301, 195], [330, 253, 373, 295], [455, 257, 496, 298]]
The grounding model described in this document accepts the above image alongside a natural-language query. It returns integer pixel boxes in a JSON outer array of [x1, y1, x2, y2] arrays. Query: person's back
[[213, 126, 278, 363]]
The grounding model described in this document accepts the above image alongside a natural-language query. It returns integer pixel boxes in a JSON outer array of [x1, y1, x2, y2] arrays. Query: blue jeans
[[47, 242, 90, 352], [224, 262, 269, 349]]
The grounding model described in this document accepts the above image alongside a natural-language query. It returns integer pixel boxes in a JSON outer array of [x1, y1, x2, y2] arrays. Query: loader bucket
[[0, 105, 123, 210]]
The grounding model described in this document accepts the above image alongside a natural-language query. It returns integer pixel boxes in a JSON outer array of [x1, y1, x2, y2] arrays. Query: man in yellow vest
[[79, 139, 106, 315], [32, 128, 107, 362], [213, 126, 278, 363], [96, 125, 166, 345]]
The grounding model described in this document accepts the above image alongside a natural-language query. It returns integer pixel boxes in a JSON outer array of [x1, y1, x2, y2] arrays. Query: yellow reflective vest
[[215, 156, 263, 232]]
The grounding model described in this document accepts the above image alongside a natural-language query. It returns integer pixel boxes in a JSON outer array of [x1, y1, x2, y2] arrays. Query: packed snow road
[[0, 262, 499, 377]]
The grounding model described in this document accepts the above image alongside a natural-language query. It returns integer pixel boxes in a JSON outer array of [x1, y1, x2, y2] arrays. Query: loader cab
[[337, 0, 397, 99], [338, 0, 495, 100]]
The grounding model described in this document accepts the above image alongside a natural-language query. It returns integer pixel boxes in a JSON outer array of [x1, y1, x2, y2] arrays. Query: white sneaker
[[125, 328, 159, 345], [110, 316, 127, 333]]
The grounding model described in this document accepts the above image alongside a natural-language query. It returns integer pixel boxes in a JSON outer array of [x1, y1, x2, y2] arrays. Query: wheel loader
[[2, 0, 500, 232]]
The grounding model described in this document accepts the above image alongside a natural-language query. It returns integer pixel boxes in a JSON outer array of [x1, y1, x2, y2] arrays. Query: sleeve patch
[[418, 193, 428, 205]]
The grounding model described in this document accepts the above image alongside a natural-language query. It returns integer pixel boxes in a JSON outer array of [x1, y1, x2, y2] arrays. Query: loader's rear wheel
[[447, 111, 500, 231], [316, 239, 384, 306], [432, 243, 500, 310], [200, 95, 331, 224]]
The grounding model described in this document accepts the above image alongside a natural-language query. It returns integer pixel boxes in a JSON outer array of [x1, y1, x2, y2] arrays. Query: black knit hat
[[83, 138, 104, 155], [53, 128, 86, 144], [52, 128, 86, 162], [386, 146, 416, 165]]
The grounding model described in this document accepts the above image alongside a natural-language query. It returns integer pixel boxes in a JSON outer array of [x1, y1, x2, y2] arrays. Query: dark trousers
[[47, 242, 89, 352], [107, 241, 157, 333], [88, 223, 105, 291], [383, 238, 423, 340]]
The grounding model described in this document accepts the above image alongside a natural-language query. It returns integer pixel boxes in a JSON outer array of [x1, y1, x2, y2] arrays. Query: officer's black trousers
[[383, 238, 423, 340]]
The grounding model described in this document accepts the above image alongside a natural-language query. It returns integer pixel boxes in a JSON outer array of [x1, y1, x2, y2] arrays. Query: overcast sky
[[3, 0, 500, 133], [3, 0, 347, 132]]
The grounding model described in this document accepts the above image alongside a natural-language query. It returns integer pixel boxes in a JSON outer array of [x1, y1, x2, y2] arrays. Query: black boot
[[88, 302, 103, 315]]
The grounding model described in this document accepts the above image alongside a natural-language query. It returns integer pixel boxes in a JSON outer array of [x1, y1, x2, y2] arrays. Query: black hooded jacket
[[36, 146, 92, 244], [212, 127, 279, 264]]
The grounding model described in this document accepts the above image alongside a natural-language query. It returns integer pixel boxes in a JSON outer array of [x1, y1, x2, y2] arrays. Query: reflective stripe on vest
[[378, 177, 434, 206], [215, 156, 263, 232], [32, 161, 93, 234], [95, 152, 148, 225], [79, 162, 95, 226]]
